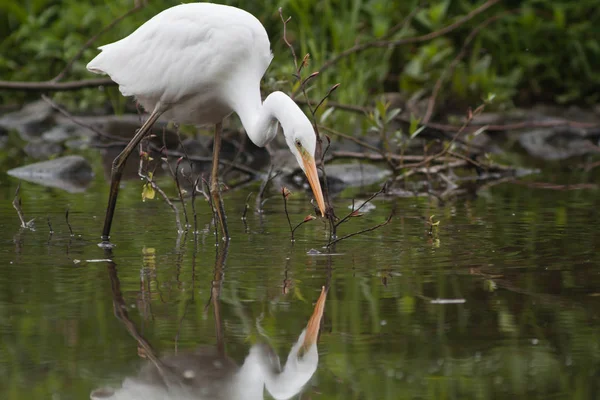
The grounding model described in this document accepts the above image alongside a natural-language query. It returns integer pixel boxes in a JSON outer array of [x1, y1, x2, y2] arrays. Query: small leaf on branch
[[350, 210, 363, 217], [142, 183, 155, 202], [282, 186, 291, 199]]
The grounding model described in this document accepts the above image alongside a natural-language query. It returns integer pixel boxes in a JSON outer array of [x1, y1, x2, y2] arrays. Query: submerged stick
[[12, 183, 35, 230], [66, 206, 74, 236]]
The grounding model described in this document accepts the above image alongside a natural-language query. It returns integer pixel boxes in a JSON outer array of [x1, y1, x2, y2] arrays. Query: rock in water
[[324, 163, 392, 186], [518, 128, 600, 160], [0, 100, 54, 141], [7, 155, 94, 193]]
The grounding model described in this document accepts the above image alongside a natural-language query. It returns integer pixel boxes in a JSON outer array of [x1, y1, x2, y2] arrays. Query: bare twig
[[41, 95, 127, 142], [242, 192, 253, 221], [282, 187, 294, 240], [300, 99, 599, 132], [255, 164, 278, 213], [320, 125, 381, 153], [328, 150, 457, 164], [0, 78, 115, 92], [174, 157, 189, 229], [410, 105, 486, 169], [52, 4, 144, 82], [138, 144, 182, 233], [164, 148, 260, 177], [190, 175, 201, 234], [327, 212, 393, 247], [336, 183, 387, 228], [312, 83, 341, 119], [65, 206, 74, 236], [317, 0, 501, 75], [282, 187, 316, 241], [12, 183, 35, 230], [279, 8, 299, 72]]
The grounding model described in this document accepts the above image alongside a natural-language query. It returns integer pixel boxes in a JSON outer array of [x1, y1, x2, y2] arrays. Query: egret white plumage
[[91, 287, 327, 400], [87, 3, 326, 247]]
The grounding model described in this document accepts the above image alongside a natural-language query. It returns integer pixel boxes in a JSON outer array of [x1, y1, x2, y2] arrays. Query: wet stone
[[0, 100, 54, 141], [24, 140, 64, 160], [7, 155, 94, 193], [518, 128, 600, 160]]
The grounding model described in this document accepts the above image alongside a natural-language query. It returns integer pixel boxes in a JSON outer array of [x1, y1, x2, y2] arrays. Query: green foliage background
[[1, 0, 599, 113]]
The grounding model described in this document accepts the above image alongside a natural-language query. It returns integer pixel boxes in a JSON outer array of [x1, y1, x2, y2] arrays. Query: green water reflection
[[1, 161, 599, 399]]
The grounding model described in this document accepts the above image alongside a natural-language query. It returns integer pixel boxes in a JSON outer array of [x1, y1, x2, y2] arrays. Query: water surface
[[1, 157, 599, 399]]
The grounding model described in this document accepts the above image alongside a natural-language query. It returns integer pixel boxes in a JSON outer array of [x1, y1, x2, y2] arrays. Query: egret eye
[[295, 139, 302, 148]]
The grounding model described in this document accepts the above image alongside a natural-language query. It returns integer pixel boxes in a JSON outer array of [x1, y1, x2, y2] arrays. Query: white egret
[[87, 3, 326, 248], [91, 287, 327, 400]]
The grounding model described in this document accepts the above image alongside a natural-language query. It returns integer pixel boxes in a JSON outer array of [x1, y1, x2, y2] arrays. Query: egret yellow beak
[[301, 153, 326, 217], [301, 286, 327, 351]]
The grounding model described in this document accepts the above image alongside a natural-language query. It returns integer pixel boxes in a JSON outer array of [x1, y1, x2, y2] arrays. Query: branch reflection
[[93, 245, 327, 400]]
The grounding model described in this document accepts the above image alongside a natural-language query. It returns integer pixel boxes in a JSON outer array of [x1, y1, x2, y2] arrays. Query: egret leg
[[210, 122, 229, 239], [99, 109, 163, 248]]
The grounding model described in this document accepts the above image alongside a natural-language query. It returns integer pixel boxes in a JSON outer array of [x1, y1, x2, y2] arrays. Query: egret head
[[285, 119, 326, 217]]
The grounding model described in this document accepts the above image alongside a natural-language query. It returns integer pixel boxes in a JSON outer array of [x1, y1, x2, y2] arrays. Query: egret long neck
[[236, 91, 303, 148]]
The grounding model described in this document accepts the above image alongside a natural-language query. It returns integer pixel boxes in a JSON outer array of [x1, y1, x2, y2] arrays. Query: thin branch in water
[[162, 155, 189, 231], [242, 192, 253, 221], [47, 217, 53, 234], [12, 183, 35, 230], [336, 183, 388, 228], [282, 187, 294, 241], [282, 187, 316, 241], [255, 164, 279, 213], [160, 128, 189, 230], [327, 212, 393, 248], [138, 143, 182, 233], [292, 215, 317, 237], [66, 206, 74, 236], [190, 175, 201, 235]]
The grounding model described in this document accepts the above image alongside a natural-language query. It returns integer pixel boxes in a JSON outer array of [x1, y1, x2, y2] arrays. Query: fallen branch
[[328, 150, 458, 164], [0, 78, 115, 92], [298, 99, 599, 132]]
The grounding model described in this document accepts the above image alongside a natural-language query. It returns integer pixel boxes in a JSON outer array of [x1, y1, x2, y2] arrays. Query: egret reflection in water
[[92, 250, 327, 400]]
